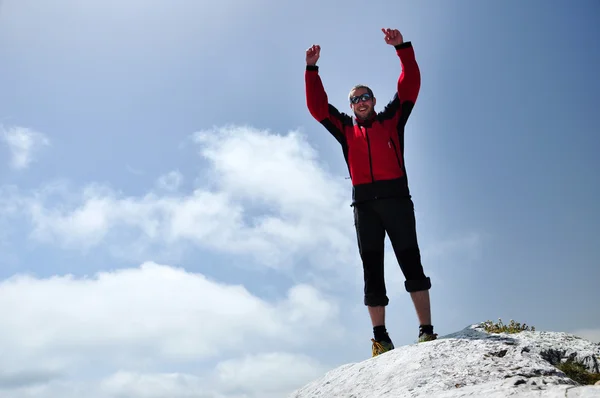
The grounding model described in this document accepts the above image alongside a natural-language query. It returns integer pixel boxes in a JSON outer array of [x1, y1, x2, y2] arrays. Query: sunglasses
[[350, 93, 372, 104]]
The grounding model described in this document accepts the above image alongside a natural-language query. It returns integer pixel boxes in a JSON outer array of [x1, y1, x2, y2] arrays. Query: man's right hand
[[306, 45, 320, 66]]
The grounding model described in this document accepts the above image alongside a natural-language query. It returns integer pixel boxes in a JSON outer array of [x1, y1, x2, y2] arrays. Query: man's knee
[[397, 247, 431, 292], [360, 249, 384, 266], [397, 247, 422, 269], [361, 249, 387, 307]]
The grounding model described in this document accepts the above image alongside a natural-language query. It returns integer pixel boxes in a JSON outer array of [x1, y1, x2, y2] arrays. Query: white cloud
[[1, 126, 50, 170], [213, 352, 328, 397], [0, 359, 327, 398], [6, 126, 357, 275], [0, 262, 339, 396], [192, 125, 347, 211], [99, 372, 211, 398], [0, 262, 340, 364]]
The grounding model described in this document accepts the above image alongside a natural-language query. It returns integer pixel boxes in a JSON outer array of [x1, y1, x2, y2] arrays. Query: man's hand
[[382, 28, 404, 46], [306, 44, 320, 66]]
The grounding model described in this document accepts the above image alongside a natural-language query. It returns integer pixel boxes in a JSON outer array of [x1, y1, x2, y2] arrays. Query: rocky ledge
[[290, 322, 600, 397]]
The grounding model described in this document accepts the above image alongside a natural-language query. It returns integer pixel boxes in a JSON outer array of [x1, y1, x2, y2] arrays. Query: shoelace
[[371, 338, 387, 356]]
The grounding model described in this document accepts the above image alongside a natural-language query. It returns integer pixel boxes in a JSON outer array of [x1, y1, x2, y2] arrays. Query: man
[[304, 28, 437, 357]]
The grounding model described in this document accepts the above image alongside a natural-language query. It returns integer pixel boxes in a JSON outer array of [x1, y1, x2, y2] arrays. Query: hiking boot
[[371, 338, 394, 357], [418, 332, 438, 343], [418, 324, 438, 343]]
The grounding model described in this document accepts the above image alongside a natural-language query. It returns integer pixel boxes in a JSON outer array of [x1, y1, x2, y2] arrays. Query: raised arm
[[382, 28, 421, 105], [304, 45, 346, 138]]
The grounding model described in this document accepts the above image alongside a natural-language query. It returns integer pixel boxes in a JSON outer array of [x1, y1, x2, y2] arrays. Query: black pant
[[353, 197, 431, 307]]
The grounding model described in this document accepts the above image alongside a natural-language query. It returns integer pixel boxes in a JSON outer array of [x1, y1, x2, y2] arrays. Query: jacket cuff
[[394, 41, 412, 50], [306, 65, 319, 71]]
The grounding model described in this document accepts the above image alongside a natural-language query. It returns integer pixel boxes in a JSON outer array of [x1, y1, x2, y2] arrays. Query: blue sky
[[1, 0, 599, 396]]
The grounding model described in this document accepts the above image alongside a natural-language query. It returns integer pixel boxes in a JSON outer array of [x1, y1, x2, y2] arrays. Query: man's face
[[349, 87, 376, 120]]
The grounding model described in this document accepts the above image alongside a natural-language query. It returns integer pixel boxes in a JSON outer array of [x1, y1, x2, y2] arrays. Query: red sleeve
[[395, 42, 421, 104], [305, 66, 345, 133]]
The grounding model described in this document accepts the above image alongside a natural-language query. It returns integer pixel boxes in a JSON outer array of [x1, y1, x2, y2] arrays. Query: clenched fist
[[382, 28, 404, 46], [306, 44, 321, 66]]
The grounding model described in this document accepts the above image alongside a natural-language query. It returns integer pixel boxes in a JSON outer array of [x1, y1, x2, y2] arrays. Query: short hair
[[348, 84, 374, 100]]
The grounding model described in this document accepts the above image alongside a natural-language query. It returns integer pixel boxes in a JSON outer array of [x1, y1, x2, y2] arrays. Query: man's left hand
[[382, 28, 404, 46]]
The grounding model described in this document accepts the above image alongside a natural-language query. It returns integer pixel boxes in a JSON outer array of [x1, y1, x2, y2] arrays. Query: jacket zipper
[[363, 127, 375, 182], [389, 139, 402, 171]]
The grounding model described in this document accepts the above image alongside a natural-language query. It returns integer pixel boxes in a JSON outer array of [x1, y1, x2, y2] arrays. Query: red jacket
[[305, 41, 421, 204]]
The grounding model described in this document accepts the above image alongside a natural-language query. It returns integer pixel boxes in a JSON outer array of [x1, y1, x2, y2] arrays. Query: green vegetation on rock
[[556, 359, 600, 385], [481, 318, 536, 334], [480, 318, 600, 385]]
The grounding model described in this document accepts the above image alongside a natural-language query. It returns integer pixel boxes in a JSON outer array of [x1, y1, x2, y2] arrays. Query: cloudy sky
[[1, 0, 599, 397]]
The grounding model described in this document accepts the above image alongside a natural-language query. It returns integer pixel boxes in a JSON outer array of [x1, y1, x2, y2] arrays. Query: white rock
[[289, 323, 600, 397]]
